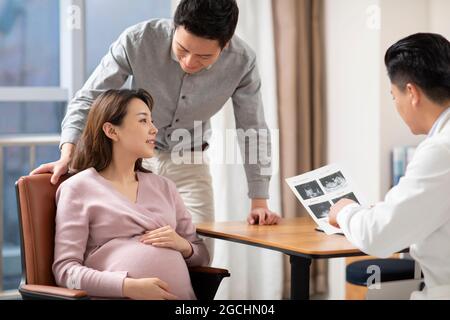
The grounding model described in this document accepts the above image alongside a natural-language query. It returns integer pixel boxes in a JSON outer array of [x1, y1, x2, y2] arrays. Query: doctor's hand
[[123, 277, 178, 300], [328, 199, 356, 228], [140, 225, 193, 258]]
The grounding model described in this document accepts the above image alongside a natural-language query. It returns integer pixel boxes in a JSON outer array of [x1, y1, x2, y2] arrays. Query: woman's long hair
[[71, 89, 154, 173]]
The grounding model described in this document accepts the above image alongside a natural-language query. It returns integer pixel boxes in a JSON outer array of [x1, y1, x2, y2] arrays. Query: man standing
[[31, 0, 281, 257]]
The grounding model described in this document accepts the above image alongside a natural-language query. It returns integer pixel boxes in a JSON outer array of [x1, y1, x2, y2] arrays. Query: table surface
[[196, 217, 366, 258]]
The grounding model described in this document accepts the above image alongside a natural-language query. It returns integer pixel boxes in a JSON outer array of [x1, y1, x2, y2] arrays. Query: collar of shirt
[[428, 107, 450, 138]]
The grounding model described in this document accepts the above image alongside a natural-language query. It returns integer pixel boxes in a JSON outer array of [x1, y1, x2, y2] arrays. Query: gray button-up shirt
[[61, 19, 271, 199]]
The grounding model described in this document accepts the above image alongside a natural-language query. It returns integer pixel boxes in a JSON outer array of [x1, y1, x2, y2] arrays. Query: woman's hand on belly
[[123, 277, 178, 300], [140, 225, 193, 258]]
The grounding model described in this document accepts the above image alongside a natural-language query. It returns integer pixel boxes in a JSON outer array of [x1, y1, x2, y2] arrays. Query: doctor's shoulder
[[406, 137, 450, 178]]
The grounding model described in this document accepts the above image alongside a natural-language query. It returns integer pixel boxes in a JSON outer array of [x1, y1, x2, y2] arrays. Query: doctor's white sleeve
[[337, 143, 450, 258]]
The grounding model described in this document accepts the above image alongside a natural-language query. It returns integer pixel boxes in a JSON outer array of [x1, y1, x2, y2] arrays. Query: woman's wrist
[[181, 240, 193, 259]]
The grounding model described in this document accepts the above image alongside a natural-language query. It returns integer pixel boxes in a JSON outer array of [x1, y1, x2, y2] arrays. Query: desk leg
[[290, 256, 312, 300]]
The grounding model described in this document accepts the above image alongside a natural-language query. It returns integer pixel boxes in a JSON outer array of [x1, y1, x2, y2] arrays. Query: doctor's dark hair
[[71, 89, 153, 174], [384, 33, 450, 105], [174, 0, 239, 49]]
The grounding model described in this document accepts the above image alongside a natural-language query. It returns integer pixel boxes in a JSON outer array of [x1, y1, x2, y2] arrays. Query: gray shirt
[[61, 19, 271, 199]]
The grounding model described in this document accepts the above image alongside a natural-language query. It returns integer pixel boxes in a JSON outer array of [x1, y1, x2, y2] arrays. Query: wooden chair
[[15, 173, 229, 300]]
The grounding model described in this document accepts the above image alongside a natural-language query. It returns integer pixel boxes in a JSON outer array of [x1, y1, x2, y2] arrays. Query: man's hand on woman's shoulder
[[29, 143, 75, 184]]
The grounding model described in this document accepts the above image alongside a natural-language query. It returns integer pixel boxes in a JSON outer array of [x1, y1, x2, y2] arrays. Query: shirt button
[[175, 119, 179, 123], [181, 95, 186, 100]]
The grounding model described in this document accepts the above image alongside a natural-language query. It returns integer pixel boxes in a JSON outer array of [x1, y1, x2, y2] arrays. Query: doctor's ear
[[102, 122, 119, 141], [406, 83, 421, 107]]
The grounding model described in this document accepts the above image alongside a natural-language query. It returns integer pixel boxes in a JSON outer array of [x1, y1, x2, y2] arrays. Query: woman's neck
[[100, 151, 138, 184], [100, 165, 136, 184]]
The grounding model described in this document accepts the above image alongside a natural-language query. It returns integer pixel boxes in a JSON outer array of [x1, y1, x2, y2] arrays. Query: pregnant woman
[[52, 89, 209, 300]]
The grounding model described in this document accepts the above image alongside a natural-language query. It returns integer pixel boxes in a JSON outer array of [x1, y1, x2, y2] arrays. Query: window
[[85, 0, 171, 76], [0, 0, 172, 293], [0, 0, 60, 86]]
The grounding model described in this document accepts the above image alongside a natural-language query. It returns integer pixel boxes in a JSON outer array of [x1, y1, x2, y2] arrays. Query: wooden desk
[[196, 217, 367, 300]]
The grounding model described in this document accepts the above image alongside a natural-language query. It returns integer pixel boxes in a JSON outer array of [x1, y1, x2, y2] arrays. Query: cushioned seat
[[346, 259, 416, 286]]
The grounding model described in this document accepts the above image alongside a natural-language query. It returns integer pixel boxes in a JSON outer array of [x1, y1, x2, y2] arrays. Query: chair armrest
[[188, 266, 230, 277], [19, 284, 89, 300], [188, 266, 230, 300]]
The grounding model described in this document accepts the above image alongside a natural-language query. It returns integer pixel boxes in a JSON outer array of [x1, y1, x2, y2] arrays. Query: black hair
[[174, 0, 239, 49], [384, 33, 450, 105]]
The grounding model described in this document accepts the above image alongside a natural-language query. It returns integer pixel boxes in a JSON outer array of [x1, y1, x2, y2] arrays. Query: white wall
[[378, 0, 429, 198], [325, 0, 449, 300], [430, 0, 450, 39], [325, 0, 381, 205], [324, 0, 381, 299]]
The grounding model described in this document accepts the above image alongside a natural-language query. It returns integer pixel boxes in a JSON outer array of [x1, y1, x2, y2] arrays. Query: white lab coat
[[337, 108, 450, 300]]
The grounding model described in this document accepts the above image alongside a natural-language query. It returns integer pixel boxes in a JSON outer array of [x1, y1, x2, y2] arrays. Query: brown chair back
[[15, 174, 70, 286]]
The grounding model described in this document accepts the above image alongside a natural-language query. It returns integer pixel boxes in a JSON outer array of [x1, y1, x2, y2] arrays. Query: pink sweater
[[52, 167, 210, 299]]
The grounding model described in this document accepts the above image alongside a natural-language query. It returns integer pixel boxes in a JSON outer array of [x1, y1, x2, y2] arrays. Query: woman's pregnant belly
[[84, 237, 195, 299]]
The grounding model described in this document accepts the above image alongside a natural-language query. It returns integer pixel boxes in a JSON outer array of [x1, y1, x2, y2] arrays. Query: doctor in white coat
[[329, 33, 450, 300]]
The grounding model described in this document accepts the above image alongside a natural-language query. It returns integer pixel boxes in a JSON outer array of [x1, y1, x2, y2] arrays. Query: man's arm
[[60, 31, 134, 149], [231, 55, 280, 225], [30, 29, 135, 183]]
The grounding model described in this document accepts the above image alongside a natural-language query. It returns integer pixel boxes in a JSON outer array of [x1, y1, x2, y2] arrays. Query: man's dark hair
[[385, 33, 450, 105], [174, 0, 239, 49]]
